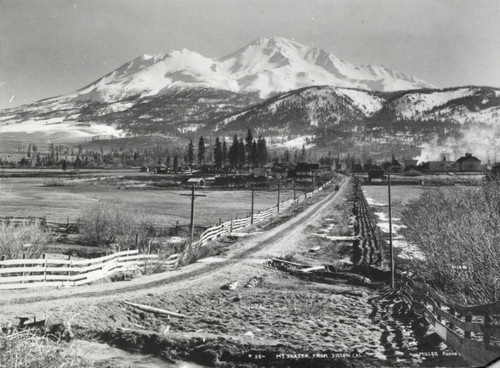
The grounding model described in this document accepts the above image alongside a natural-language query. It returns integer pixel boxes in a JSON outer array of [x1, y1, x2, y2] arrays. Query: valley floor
[[0, 178, 468, 367]]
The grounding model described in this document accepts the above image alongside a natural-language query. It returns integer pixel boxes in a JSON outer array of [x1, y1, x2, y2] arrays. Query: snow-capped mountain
[[215, 85, 500, 134], [39, 37, 432, 104]]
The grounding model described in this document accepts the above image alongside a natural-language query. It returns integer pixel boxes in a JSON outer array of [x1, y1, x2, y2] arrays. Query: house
[[382, 160, 403, 173], [214, 175, 247, 188], [181, 165, 194, 175], [186, 177, 205, 187], [253, 167, 266, 177], [403, 160, 418, 170], [155, 165, 168, 174], [271, 166, 288, 179], [294, 162, 320, 178], [456, 153, 482, 172], [428, 161, 453, 173], [200, 164, 217, 174], [368, 166, 384, 182]]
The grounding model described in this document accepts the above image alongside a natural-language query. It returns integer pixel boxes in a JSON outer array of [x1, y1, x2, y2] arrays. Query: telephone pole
[[388, 173, 395, 288], [250, 185, 255, 224], [293, 178, 296, 200], [277, 181, 281, 213], [180, 184, 206, 242]]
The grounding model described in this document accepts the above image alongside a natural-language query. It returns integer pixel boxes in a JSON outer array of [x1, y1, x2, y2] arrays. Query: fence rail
[[0, 250, 179, 290], [397, 272, 500, 366]]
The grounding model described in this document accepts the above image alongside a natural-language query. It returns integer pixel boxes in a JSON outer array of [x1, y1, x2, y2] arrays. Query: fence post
[[435, 300, 441, 322], [43, 253, 47, 283], [449, 307, 455, 330], [465, 315, 472, 338], [21, 253, 26, 284], [484, 314, 492, 346], [230, 218, 233, 233]]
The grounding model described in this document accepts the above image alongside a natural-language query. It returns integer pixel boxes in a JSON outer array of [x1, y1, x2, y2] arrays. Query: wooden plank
[[124, 301, 186, 318], [271, 258, 309, 268], [300, 266, 325, 273]]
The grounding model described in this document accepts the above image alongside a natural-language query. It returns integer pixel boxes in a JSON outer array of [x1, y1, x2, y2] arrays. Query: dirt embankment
[[0, 178, 467, 367]]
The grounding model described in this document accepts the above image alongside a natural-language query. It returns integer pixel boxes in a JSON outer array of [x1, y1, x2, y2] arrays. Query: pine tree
[[228, 134, 239, 168], [251, 140, 258, 167], [173, 155, 179, 172], [245, 129, 253, 164], [257, 136, 268, 166], [214, 137, 223, 169], [222, 140, 227, 167], [284, 149, 290, 163], [238, 138, 245, 168], [187, 140, 194, 165], [198, 136, 206, 166]]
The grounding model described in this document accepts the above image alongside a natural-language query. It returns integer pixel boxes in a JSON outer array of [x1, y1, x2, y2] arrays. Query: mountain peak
[[36, 37, 435, 103]]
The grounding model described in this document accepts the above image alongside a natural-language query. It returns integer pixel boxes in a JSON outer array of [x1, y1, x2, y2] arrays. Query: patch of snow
[[0, 119, 124, 139], [268, 136, 315, 149]]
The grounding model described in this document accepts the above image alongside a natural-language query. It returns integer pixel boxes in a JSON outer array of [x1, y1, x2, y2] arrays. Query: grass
[[0, 222, 51, 259], [0, 331, 94, 368], [0, 175, 296, 226]]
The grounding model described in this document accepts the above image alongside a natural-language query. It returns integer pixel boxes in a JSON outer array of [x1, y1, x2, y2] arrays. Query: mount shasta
[[1, 37, 499, 160]]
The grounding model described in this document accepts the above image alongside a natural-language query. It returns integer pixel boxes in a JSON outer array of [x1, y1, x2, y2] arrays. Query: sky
[[1, 0, 500, 109]]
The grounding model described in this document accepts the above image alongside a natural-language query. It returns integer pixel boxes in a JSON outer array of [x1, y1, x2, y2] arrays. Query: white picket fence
[[0, 250, 179, 290], [195, 178, 334, 247]]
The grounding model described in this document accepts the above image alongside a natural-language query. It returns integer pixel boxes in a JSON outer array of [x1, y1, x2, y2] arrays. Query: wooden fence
[[397, 272, 500, 366], [0, 216, 47, 226], [0, 250, 179, 290], [195, 178, 334, 247]]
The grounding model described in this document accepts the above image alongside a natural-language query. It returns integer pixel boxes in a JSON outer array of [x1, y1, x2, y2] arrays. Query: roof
[[187, 177, 205, 183], [457, 153, 480, 163]]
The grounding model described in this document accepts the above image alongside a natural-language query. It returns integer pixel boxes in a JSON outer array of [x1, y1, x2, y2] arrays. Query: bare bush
[[402, 183, 500, 304], [77, 202, 155, 250], [0, 223, 51, 259], [0, 331, 93, 368]]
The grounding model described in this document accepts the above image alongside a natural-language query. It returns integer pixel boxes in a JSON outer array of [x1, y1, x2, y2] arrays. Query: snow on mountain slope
[[215, 86, 386, 131], [38, 37, 432, 104], [388, 87, 500, 124]]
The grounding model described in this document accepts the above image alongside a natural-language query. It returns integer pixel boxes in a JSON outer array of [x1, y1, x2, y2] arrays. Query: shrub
[[0, 331, 94, 368], [77, 203, 155, 249], [0, 223, 51, 259], [402, 183, 500, 304]]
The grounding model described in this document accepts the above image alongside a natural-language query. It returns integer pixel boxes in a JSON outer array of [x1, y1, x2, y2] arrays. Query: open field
[[0, 176, 296, 226], [362, 185, 427, 260]]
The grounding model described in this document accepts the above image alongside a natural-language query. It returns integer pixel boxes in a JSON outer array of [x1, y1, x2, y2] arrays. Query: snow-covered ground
[[0, 119, 124, 139], [267, 135, 316, 149]]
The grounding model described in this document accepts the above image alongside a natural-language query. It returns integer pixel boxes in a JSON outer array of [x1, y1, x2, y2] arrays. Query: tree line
[[185, 129, 268, 169]]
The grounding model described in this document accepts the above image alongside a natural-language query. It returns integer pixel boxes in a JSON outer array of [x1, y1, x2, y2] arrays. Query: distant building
[[456, 153, 481, 172], [368, 166, 384, 182], [271, 166, 288, 179], [181, 165, 194, 175], [403, 160, 418, 170], [428, 161, 453, 173], [186, 177, 205, 187], [294, 162, 320, 178]]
